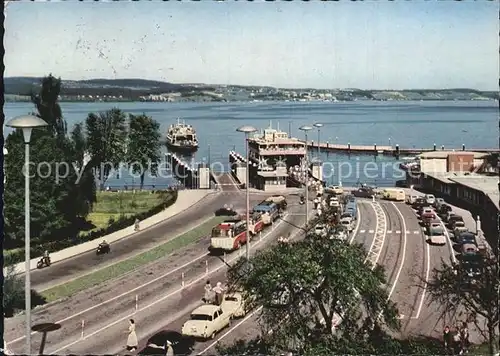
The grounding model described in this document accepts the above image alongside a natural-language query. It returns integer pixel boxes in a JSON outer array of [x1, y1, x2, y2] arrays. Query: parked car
[[425, 194, 436, 205], [314, 224, 327, 237], [444, 212, 457, 223], [340, 217, 354, 232], [461, 243, 478, 256], [181, 304, 231, 339], [453, 226, 469, 239], [406, 195, 418, 205], [451, 220, 466, 231], [419, 207, 434, 216], [421, 211, 437, 226], [427, 220, 442, 235], [412, 197, 429, 210], [433, 198, 445, 209], [462, 255, 483, 279], [456, 231, 476, 246], [427, 229, 447, 245], [220, 292, 246, 318], [448, 215, 464, 229], [352, 187, 375, 198], [437, 204, 452, 218]]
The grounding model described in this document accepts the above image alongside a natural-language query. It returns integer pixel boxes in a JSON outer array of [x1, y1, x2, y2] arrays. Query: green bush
[[4, 190, 178, 266], [4, 265, 47, 317]]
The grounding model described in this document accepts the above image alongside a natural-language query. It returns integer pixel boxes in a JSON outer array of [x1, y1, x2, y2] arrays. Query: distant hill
[[4, 77, 204, 99]]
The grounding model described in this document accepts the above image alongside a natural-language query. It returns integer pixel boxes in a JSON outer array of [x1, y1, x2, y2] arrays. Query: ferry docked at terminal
[[229, 124, 323, 192]]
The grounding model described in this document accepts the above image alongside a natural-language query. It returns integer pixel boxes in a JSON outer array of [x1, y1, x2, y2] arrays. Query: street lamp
[[6, 114, 48, 355], [236, 125, 257, 260], [313, 123, 323, 158], [299, 125, 313, 227]]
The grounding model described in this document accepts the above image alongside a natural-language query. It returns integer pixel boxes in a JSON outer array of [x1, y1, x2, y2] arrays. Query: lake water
[[5, 100, 497, 188]]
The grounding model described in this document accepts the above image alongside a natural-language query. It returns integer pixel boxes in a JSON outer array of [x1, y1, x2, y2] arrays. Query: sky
[[5, 1, 499, 90]]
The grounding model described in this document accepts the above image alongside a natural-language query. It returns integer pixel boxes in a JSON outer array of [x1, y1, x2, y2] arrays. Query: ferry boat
[[165, 118, 199, 154]]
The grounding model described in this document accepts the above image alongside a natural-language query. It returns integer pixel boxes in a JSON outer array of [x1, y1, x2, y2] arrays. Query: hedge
[[4, 190, 178, 266]]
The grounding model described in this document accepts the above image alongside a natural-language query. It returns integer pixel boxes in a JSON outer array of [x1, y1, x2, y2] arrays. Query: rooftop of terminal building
[[417, 151, 490, 159]]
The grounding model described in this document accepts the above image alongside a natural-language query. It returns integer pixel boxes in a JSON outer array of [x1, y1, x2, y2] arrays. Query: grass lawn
[[41, 216, 225, 302], [85, 191, 172, 232]]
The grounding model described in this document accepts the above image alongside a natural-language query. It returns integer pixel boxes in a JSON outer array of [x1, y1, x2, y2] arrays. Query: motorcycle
[[37, 256, 51, 269], [299, 196, 305, 205], [96, 243, 111, 255]]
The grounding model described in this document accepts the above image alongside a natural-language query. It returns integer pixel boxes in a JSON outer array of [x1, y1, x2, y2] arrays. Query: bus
[[382, 189, 405, 202]]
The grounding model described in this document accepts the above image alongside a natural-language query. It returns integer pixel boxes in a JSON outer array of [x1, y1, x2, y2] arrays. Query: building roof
[[418, 151, 490, 159], [257, 171, 289, 178], [449, 175, 499, 210], [423, 171, 460, 184]]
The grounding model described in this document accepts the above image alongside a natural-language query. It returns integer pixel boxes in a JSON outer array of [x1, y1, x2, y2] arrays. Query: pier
[[306, 141, 500, 156], [165, 153, 211, 189]]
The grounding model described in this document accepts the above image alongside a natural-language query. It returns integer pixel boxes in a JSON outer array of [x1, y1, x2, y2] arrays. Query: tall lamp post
[[236, 125, 257, 260], [299, 125, 313, 227], [313, 123, 323, 159], [6, 115, 48, 355]]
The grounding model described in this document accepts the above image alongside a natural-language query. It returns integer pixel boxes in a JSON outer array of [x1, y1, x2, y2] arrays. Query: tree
[[427, 256, 499, 355], [126, 114, 161, 189], [85, 108, 128, 188], [225, 227, 400, 353], [4, 75, 96, 248]]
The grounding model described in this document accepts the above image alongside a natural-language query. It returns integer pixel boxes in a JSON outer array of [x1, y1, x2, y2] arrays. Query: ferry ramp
[[212, 172, 240, 192]]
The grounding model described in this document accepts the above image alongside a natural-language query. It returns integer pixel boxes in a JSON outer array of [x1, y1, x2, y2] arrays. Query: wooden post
[[205, 260, 208, 275], [81, 320, 85, 339], [181, 273, 185, 288], [135, 295, 138, 312]]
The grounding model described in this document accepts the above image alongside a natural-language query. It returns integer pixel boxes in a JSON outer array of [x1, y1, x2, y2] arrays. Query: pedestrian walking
[[460, 321, 470, 354], [134, 219, 140, 232], [203, 280, 212, 303], [443, 325, 452, 353], [213, 282, 224, 305], [125, 319, 138, 351]]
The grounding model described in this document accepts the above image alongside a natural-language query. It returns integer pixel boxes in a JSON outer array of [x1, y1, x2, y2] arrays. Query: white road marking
[[359, 230, 366, 233], [197, 306, 264, 355], [406, 230, 411, 234], [383, 204, 407, 307], [414, 214, 431, 319], [438, 218, 457, 264], [368, 230, 374, 234], [397, 314, 405, 319], [395, 230, 401, 234], [414, 230, 420, 234], [348, 203, 362, 244], [47, 214, 293, 355], [387, 230, 392, 234]]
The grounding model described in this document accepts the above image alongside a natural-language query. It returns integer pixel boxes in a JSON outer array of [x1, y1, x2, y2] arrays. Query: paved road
[[5, 197, 308, 355], [29, 193, 232, 291], [213, 172, 240, 192], [195, 198, 484, 355]]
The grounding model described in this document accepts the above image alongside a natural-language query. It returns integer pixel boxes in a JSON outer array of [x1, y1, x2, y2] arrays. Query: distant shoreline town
[[5, 77, 498, 103]]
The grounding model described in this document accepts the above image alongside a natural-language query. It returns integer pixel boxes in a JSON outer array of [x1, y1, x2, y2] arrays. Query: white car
[[326, 186, 344, 195], [315, 224, 327, 237], [425, 194, 436, 205], [428, 233, 447, 245], [220, 292, 246, 318], [340, 217, 353, 232], [407, 195, 418, 205], [181, 304, 231, 339], [329, 199, 340, 208]]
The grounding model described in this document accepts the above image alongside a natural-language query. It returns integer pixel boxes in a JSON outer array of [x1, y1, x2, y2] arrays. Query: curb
[[8, 190, 220, 276]]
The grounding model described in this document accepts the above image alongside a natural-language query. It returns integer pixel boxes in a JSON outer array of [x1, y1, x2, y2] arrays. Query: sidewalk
[[5, 189, 216, 276]]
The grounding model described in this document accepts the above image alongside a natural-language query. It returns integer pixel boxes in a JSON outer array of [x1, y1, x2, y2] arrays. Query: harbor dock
[[306, 141, 500, 156]]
